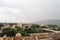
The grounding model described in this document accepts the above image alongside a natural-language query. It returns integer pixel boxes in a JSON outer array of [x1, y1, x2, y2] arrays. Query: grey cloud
[[0, 0, 60, 23]]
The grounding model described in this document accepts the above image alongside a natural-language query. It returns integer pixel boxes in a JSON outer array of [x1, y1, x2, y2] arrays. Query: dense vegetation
[[0, 23, 59, 37], [0, 28, 52, 37]]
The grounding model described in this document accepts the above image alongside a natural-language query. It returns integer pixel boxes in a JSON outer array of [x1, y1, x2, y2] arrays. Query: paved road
[[39, 28, 60, 33]]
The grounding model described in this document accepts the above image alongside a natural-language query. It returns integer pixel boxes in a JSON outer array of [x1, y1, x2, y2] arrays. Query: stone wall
[[1, 32, 60, 40]]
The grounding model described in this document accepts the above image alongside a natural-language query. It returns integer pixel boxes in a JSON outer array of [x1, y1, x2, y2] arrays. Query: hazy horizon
[[0, 0, 60, 23]]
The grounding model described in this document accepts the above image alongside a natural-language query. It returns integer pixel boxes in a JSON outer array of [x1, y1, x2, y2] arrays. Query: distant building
[[17, 23, 23, 28]]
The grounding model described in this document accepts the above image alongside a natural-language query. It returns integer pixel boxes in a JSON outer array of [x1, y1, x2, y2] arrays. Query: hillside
[[35, 20, 60, 25]]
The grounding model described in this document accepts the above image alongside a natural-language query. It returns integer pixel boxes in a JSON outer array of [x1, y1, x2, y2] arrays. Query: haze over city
[[0, 0, 60, 23]]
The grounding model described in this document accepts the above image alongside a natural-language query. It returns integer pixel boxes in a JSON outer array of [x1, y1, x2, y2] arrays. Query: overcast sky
[[0, 0, 60, 23]]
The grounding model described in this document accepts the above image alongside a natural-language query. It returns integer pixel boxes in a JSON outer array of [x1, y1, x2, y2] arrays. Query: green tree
[[40, 26, 47, 28], [25, 28, 37, 33], [38, 29, 52, 33], [15, 27, 30, 36], [47, 25, 58, 30], [16, 27, 23, 33], [0, 23, 4, 27], [31, 24, 40, 28], [2, 28, 17, 37]]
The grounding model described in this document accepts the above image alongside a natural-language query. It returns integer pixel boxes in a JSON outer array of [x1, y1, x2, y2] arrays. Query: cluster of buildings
[[0, 23, 48, 29], [0, 32, 60, 40], [1, 23, 33, 29], [0, 23, 60, 40]]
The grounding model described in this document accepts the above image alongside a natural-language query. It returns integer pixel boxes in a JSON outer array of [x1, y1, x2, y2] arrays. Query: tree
[[0, 33, 3, 37], [16, 27, 23, 33], [40, 26, 47, 28], [47, 25, 58, 29], [2, 28, 17, 37], [9, 23, 17, 27], [25, 28, 37, 33], [31, 24, 40, 28], [38, 29, 52, 33], [0, 23, 4, 27]]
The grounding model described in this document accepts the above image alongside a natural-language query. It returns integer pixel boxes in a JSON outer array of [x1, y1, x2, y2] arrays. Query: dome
[[16, 33, 21, 37], [30, 34, 33, 36], [3, 35, 7, 38]]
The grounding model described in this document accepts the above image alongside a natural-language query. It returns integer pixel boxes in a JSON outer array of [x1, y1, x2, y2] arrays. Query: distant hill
[[35, 20, 60, 25]]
